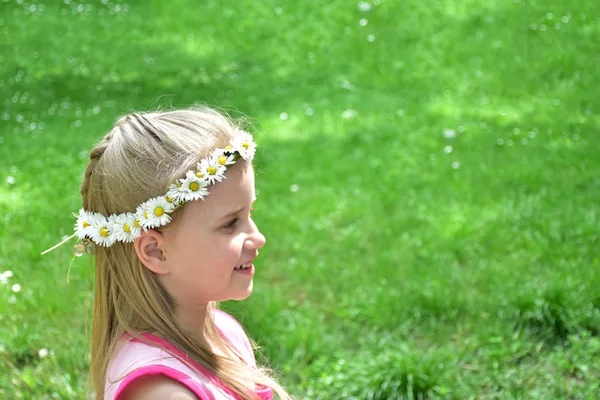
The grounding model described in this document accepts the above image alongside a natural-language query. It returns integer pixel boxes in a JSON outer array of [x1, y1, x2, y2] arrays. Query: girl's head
[[80, 107, 288, 399], [143, 158, 266, 307]]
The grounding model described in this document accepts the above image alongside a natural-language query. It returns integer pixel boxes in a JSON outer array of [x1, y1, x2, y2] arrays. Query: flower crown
[[71, 130, 256, 249]]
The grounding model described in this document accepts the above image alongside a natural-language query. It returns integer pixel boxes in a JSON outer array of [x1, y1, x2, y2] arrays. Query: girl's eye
[[223, 218, 239, 230]]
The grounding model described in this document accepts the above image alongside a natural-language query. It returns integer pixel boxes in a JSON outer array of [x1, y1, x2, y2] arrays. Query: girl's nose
[[247, 219, 266, 249]]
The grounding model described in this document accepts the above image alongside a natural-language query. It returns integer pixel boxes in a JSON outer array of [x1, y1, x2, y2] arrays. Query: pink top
[[104, 310, 273, 400]]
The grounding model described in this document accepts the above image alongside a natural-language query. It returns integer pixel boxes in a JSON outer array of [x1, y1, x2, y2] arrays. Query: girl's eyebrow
[[218, 207, 244, 221], [217, 198, 257, 221]]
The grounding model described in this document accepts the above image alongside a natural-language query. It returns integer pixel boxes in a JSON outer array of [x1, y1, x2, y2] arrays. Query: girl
[[65, 107, 291, 399]]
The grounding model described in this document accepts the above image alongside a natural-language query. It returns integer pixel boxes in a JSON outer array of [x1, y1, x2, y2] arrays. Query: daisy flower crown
[[70, 130, 256, 249]]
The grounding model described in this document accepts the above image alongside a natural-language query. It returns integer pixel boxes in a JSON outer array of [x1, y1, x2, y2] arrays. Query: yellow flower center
[[196, 171, 204, 178], [154, 207, 164, 217], [225, 145, 233, 151], [134, 219, 141, 228], [123, 224, 131, 233], [178, 182, 183, 188], [189, 182, 200, 191], [166, 196, 174, 203], [144, 211, 149, 219], [82, 221, 90, 228], [218, 155, 227, 165], [100, 227, 109, 237], [207, 166, 217, 175], [242, 142, 249, 149]]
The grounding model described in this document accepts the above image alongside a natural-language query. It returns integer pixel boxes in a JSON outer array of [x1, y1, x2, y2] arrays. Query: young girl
[[65, 107, 292, 399]]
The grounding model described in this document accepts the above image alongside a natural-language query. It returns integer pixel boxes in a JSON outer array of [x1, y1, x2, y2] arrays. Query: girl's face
[[160, 161, 265, 306]]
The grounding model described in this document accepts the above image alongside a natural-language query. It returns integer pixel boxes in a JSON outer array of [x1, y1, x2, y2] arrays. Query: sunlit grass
[[1, 0, 599, 398]]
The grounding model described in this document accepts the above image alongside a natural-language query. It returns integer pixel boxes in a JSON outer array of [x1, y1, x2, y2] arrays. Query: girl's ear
[[134, 230, 169, 275]]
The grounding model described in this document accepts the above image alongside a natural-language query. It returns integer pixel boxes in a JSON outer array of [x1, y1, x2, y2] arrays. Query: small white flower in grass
[[342, 109, 356, 119], [0, 270, 13, 284], [198, 157, 226, 185], [74, 208, 94, 239], [180, 170, 210, 201], [7, 295, 16, 304], [137, 196, 173, 230], [11, 284, 21, 293], [109, 213, 140, 243], [358, 1, 372, 11], [231, 131, 256, 160], [38, 348, 48, 358], [443, 128, 457, 139], [89, 213, 115, 247]]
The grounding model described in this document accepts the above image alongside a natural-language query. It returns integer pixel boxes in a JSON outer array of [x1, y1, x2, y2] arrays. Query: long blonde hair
[[82, 107, 291, 399]]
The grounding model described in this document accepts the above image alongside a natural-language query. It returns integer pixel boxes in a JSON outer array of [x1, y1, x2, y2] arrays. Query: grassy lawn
[[1, 0, 599, 398]]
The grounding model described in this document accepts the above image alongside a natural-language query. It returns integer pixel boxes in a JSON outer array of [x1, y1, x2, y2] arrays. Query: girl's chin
[[231, 284, 253, 301]]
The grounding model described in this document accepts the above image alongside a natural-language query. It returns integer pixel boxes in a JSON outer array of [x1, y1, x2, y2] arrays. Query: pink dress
[[104, 310, 273, 400]]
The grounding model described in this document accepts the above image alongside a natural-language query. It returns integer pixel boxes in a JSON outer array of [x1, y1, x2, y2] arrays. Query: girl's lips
[[233, 264, 255, 275]]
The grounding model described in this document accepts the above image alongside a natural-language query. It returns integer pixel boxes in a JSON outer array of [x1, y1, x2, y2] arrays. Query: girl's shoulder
[[104, 335, 216, 400], [104, 310, 255, 400]]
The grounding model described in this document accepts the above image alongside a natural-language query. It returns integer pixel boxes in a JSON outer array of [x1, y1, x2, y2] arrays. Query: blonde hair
[[82, 107, 291, 399]]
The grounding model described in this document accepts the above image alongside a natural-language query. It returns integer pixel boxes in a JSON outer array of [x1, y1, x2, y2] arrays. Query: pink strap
[[125, 334, 272, 399], [132, 333, 246, 398], [114, 311, 273, 400], [114, 365, 214, 400]]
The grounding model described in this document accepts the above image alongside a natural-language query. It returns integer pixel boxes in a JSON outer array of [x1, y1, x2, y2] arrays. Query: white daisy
[[74, 208, 94, 239], [135, 204, 151, 230], [197, 156, 226, 185], [210, 148, 225, 159], [136, 196, 174, 230], [210, 148, 236, 166], [88, 213, 115, 247], [192, 167, 206, 181], [166, 182, 188, 204], [109, 213, 140, 243], [132, 217, 143, 234], [180, 170, 209, 201], [230, 130, 256, 160], [68, 134, 263, 250]]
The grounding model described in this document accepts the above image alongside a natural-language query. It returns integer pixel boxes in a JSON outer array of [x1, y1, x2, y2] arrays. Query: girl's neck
[[175, 303, 239, 361], [174, 302, 209, 344]]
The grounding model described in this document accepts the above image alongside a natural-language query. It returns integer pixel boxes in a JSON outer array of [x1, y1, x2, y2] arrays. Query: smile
[[233, 262, 255, 275], [234, 262, 252, 270]]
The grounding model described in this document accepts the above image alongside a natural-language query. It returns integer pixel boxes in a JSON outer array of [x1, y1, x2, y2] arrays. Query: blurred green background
[[1, 0, 599, 398]]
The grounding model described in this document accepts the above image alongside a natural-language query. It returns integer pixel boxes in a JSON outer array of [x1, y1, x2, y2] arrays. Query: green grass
[[1, 0, 599, 398]]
